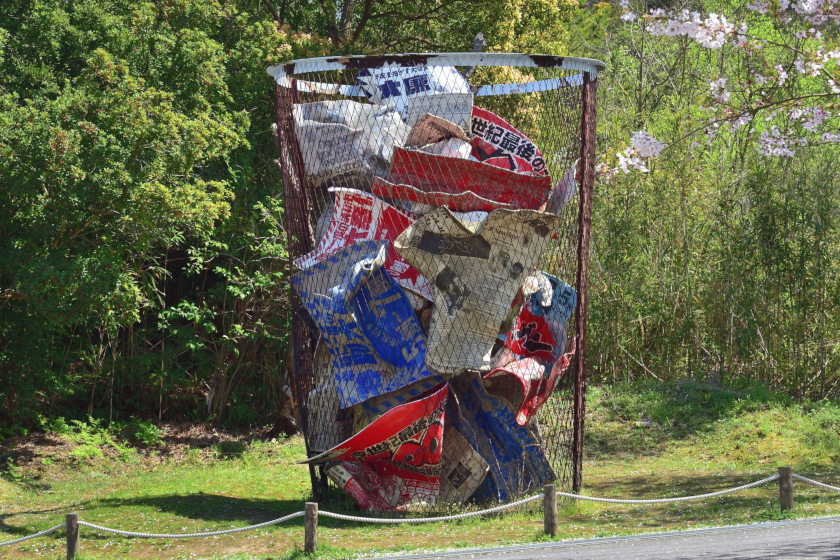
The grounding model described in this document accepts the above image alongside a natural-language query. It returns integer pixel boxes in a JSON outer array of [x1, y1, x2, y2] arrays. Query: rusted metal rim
[[266, 53, 606, 98]]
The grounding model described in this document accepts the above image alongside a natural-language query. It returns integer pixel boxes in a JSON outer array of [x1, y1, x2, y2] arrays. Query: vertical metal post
[[572, 72, 597, 493], [305, 502, 318, 553], [65, 513, 79, 560], [779, 467, 794, 511], [544, 484, 558, 536], [273, 80, 322, 498]]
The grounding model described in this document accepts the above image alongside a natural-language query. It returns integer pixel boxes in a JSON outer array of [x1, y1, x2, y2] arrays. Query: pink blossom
[[630, 131, 665, 157], [774, 65, 789, 85], [709, 78, 731, 102]]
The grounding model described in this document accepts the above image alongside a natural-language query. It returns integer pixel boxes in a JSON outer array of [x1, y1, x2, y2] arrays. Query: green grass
[[2, 381, 840, 559]]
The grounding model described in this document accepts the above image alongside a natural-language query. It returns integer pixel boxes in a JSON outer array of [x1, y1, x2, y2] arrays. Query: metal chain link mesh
[[319, 492, 546, 523], [271, 53, 600, 514]]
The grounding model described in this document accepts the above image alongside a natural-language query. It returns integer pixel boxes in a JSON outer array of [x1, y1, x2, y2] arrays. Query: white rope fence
[[793, 473, 840, 493], [76, 511, 305, 539], [0, 523, 66, 547], [555, 474, 781, 505], [3, 469, 840, 556], [319, 492, 545, 523]]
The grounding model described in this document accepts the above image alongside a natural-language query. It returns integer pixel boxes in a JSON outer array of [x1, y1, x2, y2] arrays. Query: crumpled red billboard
[[504, 273, 577, 366], [484, 338, 577, 426], [326, 460, 440, 512], [305, 384, 448, 511], [371, 177, 514, 214], [390, 148, 552, 210], [470, 107, 548, 176], [294, 187, 433, 301], [303, 383, 447, 465]]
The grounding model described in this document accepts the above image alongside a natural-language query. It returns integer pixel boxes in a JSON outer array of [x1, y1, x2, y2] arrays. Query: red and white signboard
[[326, 460, 440, 512], [484, 338, 576, 426], [390, 148, 552, 210], [470, 107, 548, 176], [294, 187, 433, 301], [371, 177, 514, 214], [302, 383, 447, 466], [307, 384, 448, 511]]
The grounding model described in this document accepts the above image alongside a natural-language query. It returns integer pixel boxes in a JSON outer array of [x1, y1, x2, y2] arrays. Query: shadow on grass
[[85, 487, 384, 537], [0, 500, 94, 535]]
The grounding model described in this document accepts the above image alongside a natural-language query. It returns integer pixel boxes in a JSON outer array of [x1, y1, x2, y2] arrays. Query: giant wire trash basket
[[268, 53, 602, 514]]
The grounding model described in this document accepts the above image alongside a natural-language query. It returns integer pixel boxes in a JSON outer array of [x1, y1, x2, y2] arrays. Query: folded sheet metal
[[355, 64, 471, 128], [395, 208, 562, 374], [506, 273, 577, 366], [371, 177, 514, 214], [390, 148, 552, 210], [292, 241, 439, 408], [439, 422, 489, 504], [484, 339, 577, 426], [543, 160, 579, 216], [449, 371, 554, 502], [293, 100, 409, 188], [470, 107, 548, 176], [405, 114, 470, 147], [294, 187, 433, 301], [313, 384, 449, 511], [401, 93, 474, 132]]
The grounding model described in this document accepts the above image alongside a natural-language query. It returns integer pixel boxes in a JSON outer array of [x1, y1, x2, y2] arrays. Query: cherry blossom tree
[[599, 0, 840, 179]]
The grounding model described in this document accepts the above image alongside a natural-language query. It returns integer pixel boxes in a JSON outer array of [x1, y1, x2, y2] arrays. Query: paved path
[[387, 516, 840, 560]]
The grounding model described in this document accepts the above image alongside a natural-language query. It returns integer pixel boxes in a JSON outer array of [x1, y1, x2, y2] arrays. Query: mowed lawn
[[2, 382, 840, 560]]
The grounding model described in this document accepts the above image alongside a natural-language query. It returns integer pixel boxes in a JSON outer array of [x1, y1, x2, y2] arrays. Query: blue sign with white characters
[[449, 371, 554, 502], [292, 240, 438, 409]]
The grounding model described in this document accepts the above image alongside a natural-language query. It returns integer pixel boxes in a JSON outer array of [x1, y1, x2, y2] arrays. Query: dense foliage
[[0, 0, 577, 431], [570, 1, 840, 396], [1, 0, 838, 433], [0, 0, 326, 429]]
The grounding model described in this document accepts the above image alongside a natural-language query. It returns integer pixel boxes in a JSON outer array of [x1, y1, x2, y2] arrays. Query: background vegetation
[[1, 0, 839, 435]]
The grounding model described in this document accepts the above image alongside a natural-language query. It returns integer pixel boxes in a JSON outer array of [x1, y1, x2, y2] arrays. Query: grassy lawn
[[2, 381, 840, 559]]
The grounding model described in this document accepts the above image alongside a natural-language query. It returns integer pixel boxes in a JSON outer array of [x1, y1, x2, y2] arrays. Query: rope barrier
[[555, 474, 781, 505], [319, 492, 545, 523], [5, 471, 840, 548], [0, 523, 66, 547], [77, 511, 305, 539], [793, 474, 840, 493]]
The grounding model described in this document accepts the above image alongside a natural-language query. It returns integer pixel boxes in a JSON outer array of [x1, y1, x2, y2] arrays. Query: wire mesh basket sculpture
[[268, 53, 602, 514]]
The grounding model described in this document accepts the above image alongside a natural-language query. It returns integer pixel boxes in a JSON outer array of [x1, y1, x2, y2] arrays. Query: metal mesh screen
[[269, 53, 601, 514]]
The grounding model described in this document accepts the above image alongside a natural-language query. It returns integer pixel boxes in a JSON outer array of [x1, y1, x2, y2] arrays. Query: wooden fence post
[[65, 513, 79, 560], [544, 484, 558, 537], [305, 502, 318, 553], [779, 467, 794, 511]]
